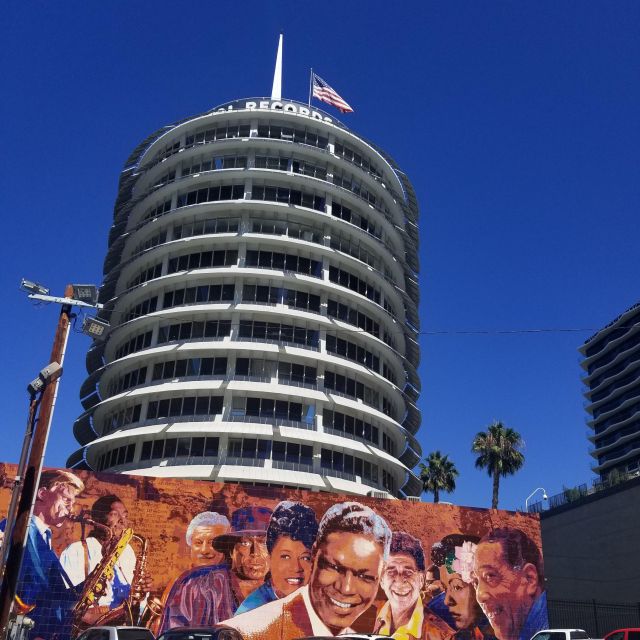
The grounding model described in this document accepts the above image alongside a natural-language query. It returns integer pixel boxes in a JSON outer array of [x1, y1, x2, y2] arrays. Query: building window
[[182, 155, 248, 175], [242, 284, 320, 313], [96, 443, 135, 471], [323, 409, 379, 446], [324, 370, 381, 409], [142, 199, 172, 223], [326, 334, 380, 372], [238, 320, 319, 348], [251, 185, 325, 212], [272, 441, 313, 467], [151, 357, 228, 382], [245, 250, 322, 277], [102, 404, 142, 434], [176, 184, 244, 208], [321, 448, 378, 483], [139, 436, 219, 462], [108, 366, 148, 396], [114, 330, 153, 360], [157, 319, 231, 344], [127, 262, 163, 289], [185, 124, 250, 146], [331, 202, 382, 241], [146, 395, 223, 420], [167, 249, 238, 273], [162, 283, 234, 309], [328, 266, 381, 305], [255, 124, 328, 150], [227, 438, 272, 460], [124, 296, 158, 322], [173, 217, 240, 239]]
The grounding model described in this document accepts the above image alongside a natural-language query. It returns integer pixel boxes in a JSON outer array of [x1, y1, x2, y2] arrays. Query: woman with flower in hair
[[431, 534, 496, 640]]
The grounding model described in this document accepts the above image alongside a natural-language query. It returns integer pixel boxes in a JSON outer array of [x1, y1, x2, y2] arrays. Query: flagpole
[[308, 68, 313, 108]]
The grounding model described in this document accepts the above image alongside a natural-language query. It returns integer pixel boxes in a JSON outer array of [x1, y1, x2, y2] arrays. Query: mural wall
[[0, 463, 548, 640]]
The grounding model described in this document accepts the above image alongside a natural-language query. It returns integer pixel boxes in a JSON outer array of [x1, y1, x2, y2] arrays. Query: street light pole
[[525, 487, 548, 512], [0, 285, 73, 636]]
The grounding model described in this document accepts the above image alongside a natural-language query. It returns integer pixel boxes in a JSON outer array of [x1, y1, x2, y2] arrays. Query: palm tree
[[419, 451, 459, 503], [472, 420, 525, 509]]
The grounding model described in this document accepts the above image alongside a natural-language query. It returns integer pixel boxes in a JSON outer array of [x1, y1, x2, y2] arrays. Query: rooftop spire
[[271, 33, 283, 100]]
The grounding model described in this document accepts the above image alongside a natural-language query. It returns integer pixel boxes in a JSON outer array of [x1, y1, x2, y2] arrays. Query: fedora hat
[[213, 506, 272, 551]]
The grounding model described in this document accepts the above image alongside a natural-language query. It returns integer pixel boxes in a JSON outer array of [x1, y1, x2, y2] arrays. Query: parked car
[[604, 630, 640, 640], [530, 631, 595, 640], [75, 627, 155, 640], [156, 628, 242, 640]]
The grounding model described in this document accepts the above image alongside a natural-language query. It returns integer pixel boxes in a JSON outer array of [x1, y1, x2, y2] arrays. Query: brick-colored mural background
[[0, 463, 547, 640]]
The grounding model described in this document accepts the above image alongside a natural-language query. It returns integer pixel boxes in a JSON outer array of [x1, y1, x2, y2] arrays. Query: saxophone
[[71, 523, 133, 636], [87, 532, 162, 631]]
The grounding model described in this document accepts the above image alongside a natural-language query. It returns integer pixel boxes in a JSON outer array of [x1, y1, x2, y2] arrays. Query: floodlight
[[27, 362, 63, 396], [71, 284, 100, 306], [82, 316, 110, 338], [20, 279, 49, 296]]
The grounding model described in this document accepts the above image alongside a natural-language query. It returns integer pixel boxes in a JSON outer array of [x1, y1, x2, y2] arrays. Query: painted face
[[104, 501, 129, 539], [38, 483, 79, 528], [232, 535, 269, 580], [444, 573, 481, 630], [190, 524, 228, 567], [309, 532, 384, 633], [472, 541, 536, 640], [380, 553, 423, 614], [270, 535, 313, 597]]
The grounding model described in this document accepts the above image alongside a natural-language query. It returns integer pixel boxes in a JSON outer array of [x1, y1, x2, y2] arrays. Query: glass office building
[[67, 98, 421, 498]]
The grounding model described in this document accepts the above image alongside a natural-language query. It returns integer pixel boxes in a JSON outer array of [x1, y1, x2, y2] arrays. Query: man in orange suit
[[220, 501, 391, 640]]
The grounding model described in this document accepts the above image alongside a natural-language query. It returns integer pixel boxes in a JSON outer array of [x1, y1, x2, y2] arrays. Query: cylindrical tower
[[68, 98, 421, 498]]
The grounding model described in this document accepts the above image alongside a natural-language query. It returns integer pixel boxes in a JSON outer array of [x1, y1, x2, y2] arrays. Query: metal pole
[[308, 68, 313, 108], [0, 395, 40, 581], [0, 285, 73, 636]]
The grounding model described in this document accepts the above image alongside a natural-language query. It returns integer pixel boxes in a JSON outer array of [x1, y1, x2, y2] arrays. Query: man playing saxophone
[[60, 494, 152, 626]]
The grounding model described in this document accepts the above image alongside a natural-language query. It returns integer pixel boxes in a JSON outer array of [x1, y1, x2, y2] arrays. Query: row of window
[[115, 330, 153, 360], [320, 449, 378, 483], [151, 357, 228, 382], [236, 358, 317, 386], [333, 142, 383, 180], [328, 334, 397, 385], [98, 434, 387, 492], [140, 436, 220, 463], [331, 202, 382, 241], [143, 199, 172, 223], [176, 184, 245, 209], [127, 262, 162, 289], [185, 124, 251, 146], [131, 229, 167, 259], [162, 283, 235, 309], [108, 366, 147, 396], [151, 169, 176, 190], [173, 217, 240, 240], [245, 249, 322, 277], [327, 299, 389, 346], [325, 371, 384, 411], [99, 394, 396, 449], [242, 284, 321, 313], [157, 319, 232, 344], [182, 155, 248, 175], [332, 171, 379, 209], [146, 395, 224, 421], [256, 124, 328, 150], [323, 409, 379, 447], [96, 444, 135, 471], [167, 249, 238, 273], [256, 155, 329, 181], [590, 367, 640, 405], [238, 320, 319, 348], [233, 396, 313, 424], [587, 332, 640, 375], [249, 219, 322, 244], [584, 307, 640, 358], [251, 185, 325, 212], [329, 266, 381, 305]]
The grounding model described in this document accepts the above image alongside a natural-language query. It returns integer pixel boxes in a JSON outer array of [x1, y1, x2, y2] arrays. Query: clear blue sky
[[1, 1, 638, 511]]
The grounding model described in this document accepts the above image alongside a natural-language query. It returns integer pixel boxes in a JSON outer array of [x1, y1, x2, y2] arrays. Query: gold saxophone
[[71, 522, 132, 636], [71, 525, 162, 636]]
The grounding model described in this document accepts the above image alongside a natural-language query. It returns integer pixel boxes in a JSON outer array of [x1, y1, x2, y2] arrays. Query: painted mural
[[0, 463, 548, 640]]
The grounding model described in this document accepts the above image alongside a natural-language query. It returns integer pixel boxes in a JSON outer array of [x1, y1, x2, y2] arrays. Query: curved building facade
[[68, 98, 421, 498]]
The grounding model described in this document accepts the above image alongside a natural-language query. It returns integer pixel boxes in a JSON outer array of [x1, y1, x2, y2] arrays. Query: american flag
[[312, 73, 354, 113]]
